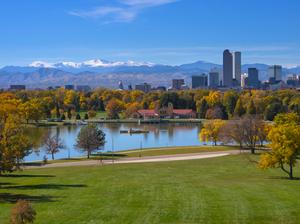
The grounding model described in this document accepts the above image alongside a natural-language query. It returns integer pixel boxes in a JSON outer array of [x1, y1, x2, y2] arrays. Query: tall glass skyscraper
[[268, 65, 282, 82], [223, 49, 233, 87], [223, 49, 241, 87], [233, 51, 241, 84]]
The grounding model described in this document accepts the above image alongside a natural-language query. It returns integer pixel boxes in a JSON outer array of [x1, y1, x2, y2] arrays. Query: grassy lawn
[[78, 111, 107, 120], [116, 145, 236, 157], [1, 154, 300, 223]]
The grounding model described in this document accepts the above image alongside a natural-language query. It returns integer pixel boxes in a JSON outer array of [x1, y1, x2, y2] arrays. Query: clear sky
[[0, 0, 300, 67]]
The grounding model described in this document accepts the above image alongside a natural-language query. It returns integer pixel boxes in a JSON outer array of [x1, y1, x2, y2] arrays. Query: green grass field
[[78, 111, 107, 120], [1, 154, 300, 224]]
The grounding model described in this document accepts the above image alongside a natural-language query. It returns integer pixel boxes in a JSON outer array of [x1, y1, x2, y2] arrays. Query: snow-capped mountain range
[[0, 59, 300, 89], [29, 59, 156, 69]]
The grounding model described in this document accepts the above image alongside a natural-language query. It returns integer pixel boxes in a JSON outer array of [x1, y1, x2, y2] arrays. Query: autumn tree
[[0, 99, 31, 174], [200, 119, 226, 146], [21, 99, 43, 124], [10, 200, 36, 224], [205, 106, 225, 120], [196, 98, 208, 119], [87, 110, 97, 119], [106, 99, 125, 119], [264, 102, 283, 121], [239, 115, 265, 154], [259, 113, 300, 179], [64, 90, 80, 111], [223, 90, 238, 118], [205, 91, 222, 107], [125, 102, 141, 118], [43, 133, 65, 160], [75, 124, 106, 159], [274, 112, 300, 125], [234, 98, 246, 117], [246, 100, 256, 115], [288, 97, 300, 115], [220, 119, 245, 148]]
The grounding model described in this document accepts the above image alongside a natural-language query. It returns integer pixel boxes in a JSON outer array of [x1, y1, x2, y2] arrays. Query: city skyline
[[1, 0, 300, 67]]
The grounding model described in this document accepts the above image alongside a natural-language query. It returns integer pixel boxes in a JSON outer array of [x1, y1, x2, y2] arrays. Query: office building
[[233, 51, 241, 84], [208, 72, 219, 88], [287, 74, 300, 87], [268, 65, 282, 82], [76, 85, 91, 92], [65, 85, 75, 90], [118, 81, 124, 90], [10, 85, 26, 91], [241, 73, 248, 88], [223, 49, 242, 87], [135, 83, 151, 93], [223, 50, 233, 87], [152, 86, 166, 91], [248, 68, 260, 88], [192, 74, 208, 88], [172, 79, 185, 90]]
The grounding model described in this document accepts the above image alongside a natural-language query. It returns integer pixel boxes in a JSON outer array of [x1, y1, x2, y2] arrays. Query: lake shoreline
[[27, 119, 203, 127]]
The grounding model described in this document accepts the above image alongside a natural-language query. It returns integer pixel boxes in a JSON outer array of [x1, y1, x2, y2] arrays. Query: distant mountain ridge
[[1, 59, 300, 89]]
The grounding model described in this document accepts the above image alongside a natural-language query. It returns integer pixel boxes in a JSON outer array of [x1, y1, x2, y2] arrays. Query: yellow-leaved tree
[[200, 119, 226, 146], [259, 113, 300, 179], [0, 98, 31, 174]]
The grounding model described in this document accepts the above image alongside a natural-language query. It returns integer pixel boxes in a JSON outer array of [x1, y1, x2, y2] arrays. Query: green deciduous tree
[[43, 133, 65, 160], [75, 124, 106, 159]]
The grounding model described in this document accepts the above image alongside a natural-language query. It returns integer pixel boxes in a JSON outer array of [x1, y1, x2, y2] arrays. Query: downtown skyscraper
[[223, 49, 241, 87]]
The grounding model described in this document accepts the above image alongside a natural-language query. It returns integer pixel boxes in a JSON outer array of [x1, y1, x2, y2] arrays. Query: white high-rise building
[[241, 73, 248, 88]]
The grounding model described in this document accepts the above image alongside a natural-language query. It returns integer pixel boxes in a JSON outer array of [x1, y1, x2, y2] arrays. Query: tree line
[[1, 88, 300, 121], [200, 113, 300, 180], [0, 92, 106, 174]]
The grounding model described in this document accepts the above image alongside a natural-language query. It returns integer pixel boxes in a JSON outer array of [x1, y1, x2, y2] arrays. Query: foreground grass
[[1, 154, 300, 224]]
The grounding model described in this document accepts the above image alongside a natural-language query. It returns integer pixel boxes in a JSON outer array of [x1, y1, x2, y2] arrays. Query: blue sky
[[0, 0, 300, 67]]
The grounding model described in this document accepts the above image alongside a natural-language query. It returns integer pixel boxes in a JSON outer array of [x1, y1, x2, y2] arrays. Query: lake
[[25, 123, 204, 161]]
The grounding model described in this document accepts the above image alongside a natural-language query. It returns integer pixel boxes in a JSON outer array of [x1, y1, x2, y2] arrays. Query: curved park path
[[25, 150, 240, 169]]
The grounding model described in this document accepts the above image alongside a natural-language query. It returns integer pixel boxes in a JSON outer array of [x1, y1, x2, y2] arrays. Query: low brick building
[[132, 104, 196, 119]]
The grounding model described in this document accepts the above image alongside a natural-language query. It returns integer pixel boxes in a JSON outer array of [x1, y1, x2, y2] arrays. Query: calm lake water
[[25, 123, 204, 161]]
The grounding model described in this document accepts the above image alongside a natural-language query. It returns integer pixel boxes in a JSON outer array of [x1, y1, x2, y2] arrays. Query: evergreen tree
[[76, 114, 81, 120]]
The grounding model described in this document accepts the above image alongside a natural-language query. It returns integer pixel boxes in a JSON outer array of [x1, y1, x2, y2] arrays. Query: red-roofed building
[[132, 103, 196, 119]]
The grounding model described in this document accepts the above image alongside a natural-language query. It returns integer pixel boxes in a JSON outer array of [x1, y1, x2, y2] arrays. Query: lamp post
[[139, 141, 143, 158], [112, 136, 114, 164]]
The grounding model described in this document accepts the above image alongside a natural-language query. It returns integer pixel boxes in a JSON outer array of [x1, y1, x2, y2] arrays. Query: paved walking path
[[24, 150, 240, 169]]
